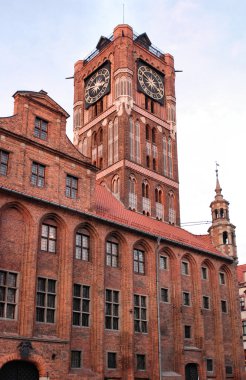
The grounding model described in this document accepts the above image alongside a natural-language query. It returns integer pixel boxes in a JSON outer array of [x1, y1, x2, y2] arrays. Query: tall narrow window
[[223, 231, 229, 244], [129, 175, 137, 210], [106, 239, 119, 267], [181, 261, 189, 275], [242, 320, 246, 335], [136, 354, 146, 370], [105, 289, 119, 330], [41, 223, 57, 253], [108, 121, 113, 165], [168, 192, 175, 224], [168, 137, 173, 177], [134, 248, 145, 274], [0, 270, 18, 319], [161, 288, 169, 303], [75, 229, 89, 261], [0, 150, 9, 176], [36, 277, 56, 323], [203, 296, 210, 309], [34, 117, 48, 140], [113, 117, 119, 163], [219, 272, 225, 285], [146, 125, 150, 141], [129, 117, 134, 160], [221, 300, 227, 313], [135, 121, 140, 163], [71, 351, 82, 368], [134, 294, 147, 333], [160, 255, 168, 270], [184, 325, 191, 339], [31, 162, 45, 187], [72, 284, 90, 327], [152, 128, 156, 144], [112, 175, 120, 199], [207, 359, 213, 372], [66, 175, 78, 199], [163, 136, 168, 176], [201, 266, 208, 280], [183, 292, 190, 306], [107, 352, 117, 369]]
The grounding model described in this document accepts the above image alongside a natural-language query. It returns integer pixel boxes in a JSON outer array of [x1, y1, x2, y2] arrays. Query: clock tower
[[73, 24, 180, 225]]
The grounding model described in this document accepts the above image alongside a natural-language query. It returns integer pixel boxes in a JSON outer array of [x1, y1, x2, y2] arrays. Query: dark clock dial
[[85, 67, 110, 106], [137, 65, 164, 102]]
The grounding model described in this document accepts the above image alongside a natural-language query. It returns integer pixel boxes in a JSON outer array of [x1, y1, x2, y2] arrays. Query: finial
[[215, 161, 222, 196]]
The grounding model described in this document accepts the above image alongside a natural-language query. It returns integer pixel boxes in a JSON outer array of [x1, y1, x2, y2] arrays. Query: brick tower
[[208, 167, 237, 258], [73, 24, 180, 225]]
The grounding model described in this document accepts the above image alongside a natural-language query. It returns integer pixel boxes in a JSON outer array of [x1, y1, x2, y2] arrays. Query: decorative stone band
[[79, 105, 116, 134], [96, 159, 179, 189], [114, 68, 134, 77]]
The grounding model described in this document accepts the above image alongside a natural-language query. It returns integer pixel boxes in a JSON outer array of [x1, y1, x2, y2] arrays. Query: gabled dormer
[[208, 168, 237, 258]]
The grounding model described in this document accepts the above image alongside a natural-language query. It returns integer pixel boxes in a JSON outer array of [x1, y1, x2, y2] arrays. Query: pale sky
[[1, 0, 246, 263]]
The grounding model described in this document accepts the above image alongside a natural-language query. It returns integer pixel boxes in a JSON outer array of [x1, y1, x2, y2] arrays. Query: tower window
[[152, 128, 156, 144], [146, 155, 150, 168], [153, 158, 157, 171], [146, 125, 150, 140], [184, 325, 191, 339], [221, 300, 227, 313], [223, 231, 229, 244], [183, 292, 191, 306]]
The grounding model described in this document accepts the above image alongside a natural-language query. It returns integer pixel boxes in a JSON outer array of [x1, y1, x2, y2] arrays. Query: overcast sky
[[1, 0, 246, 263]]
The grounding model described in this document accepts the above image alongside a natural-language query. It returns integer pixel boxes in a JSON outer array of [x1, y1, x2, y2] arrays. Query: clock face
[[85, 64, 110, 108], [137, 64, 164, 103]]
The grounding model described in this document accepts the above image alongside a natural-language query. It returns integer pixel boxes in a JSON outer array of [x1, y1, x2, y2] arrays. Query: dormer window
[[34, 117, 48, 140]]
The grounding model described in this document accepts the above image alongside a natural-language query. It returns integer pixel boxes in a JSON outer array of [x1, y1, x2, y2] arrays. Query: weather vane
[[215, 161, 220, 179]]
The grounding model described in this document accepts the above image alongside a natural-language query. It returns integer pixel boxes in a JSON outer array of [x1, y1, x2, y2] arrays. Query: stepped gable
[[95, 184, 226, 257]]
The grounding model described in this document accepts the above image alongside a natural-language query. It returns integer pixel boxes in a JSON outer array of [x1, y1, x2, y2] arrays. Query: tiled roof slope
[[95, 184, 228, 258], [237, 264, 246, 283]]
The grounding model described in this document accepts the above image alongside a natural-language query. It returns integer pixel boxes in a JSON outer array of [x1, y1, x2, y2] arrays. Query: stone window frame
[[31, 161, 45, 187], [66, 174, 78, 199], [34, 116, 48, 140]]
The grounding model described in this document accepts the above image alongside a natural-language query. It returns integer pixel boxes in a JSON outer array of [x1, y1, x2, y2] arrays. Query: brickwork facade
[[0, 24, 245, 380]]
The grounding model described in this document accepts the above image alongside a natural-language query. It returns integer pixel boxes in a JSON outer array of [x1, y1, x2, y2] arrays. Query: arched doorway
[[0, 360, 39, 380], [185, 363, 198, 380]]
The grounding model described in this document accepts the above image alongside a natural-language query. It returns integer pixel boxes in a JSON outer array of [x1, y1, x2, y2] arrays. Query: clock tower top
[[73, 25, 180, 226]]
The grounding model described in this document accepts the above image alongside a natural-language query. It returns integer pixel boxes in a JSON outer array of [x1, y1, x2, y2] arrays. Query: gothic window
[[34, 117, 48, 140], [113, 117, 119, 162], [163, 135, 168, 176], [72, 284, 90, 327], [99, 128, 103, 143], [168, 137, 173, 177], [82, 137, 87, 156], [155, 186, 163, 220], [41, 222, 57, 253], [134, 294, 147, 333], [155, 187, 162, 203], [106, 238, 119, 267], [31, 162, 45, 187], [146, 125, 150, 140], [135, 121, 140, 163], [0, 270, 18, 319], [108, 121, 113, 165], [129, 175, 137, 210], [92, 132, 97, 146], [112, 175, 120, 198], [146, 155, 150, 168], [219, 272, 225, 285], [66, 175, 78, 199], [75, 228, 90, 261], [142, 181, 149, 198], [168, 191, 176, 224], [152, 128, 156, 144], [153, 158, 157, 171], [105, 289, 119, 330], [0, 150, 9, 176], [36, 277, 56, 323]]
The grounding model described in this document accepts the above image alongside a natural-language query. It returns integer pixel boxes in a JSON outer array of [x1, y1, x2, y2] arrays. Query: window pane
[[49, 240, 56, 253], [106, 289, 112, 302], [82, 235, 89, 247], [37, 293, 45, 306], [83, 300, 89, 313], [0, 271, 6, 285], [75, 247, 81, 259], [82, 313, 89, 327], [49, 226, 56, 239], [36, 308, 44, 322], [6, 304, 15, 319], [73, 298, 81, 311], [7, 273, 16, 287], [37, 278, 46, 291], [48, 280, 56, 293], [73, 312, 80, 326], [47, 309, 55, 323], [113, 318, 118, 330], [83, 286, 90, 299], [74, 284, 81, 297], [47, 294, 55, 308], [0, 288, 5, 302], [42, 224, 48, 237], [41, 238, 48, 251]]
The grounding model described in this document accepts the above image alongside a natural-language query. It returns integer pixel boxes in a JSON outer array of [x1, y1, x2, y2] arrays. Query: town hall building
[[0, 24, 244, 380]]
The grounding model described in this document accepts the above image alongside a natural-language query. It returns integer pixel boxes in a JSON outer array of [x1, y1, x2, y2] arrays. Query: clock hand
[[87, 81, 105, 90]]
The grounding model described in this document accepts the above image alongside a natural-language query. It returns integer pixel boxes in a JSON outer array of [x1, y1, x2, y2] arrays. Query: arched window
[[223, 231, 229, 244], [163, 135, 168, 176], [152, 128, 156, 144], [168, 192, 175, 224], [75, 228, 90, 261], [108, 121, 113, 165], [155, 187, 162, 203], [129, 175, 136, 194], [106, 236, 119, 267], [129, 118, 141, 163], [99, 128, 103, 144], [142, 181, 149, 198], [142, 180, 150, 215], [135, 121, 140, 163], [112, 175, 120, 199], [153, 158, 157, 171], [168, 137, 173, 178], [220, 208, 224, 218], [146, 125, 150, 141], [155, 186, 163, 220], [129, 175, 137, 210], [214, 209, 219, 219], [92, 132, 97, 146]]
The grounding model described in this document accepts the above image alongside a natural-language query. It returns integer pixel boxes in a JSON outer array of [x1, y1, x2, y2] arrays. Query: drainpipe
[[156, 237, 162, 380]]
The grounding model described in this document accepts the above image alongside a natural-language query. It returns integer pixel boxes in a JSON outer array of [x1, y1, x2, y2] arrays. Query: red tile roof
[[237, 264, 246, 283], [94, 184, 228, 258]]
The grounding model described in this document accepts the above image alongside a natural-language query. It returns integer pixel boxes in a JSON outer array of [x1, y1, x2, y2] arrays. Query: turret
[[208, 165, 237, 258]]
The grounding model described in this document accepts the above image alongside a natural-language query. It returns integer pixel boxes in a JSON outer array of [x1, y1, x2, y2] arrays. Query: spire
[[215, 162, 222, 198]]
